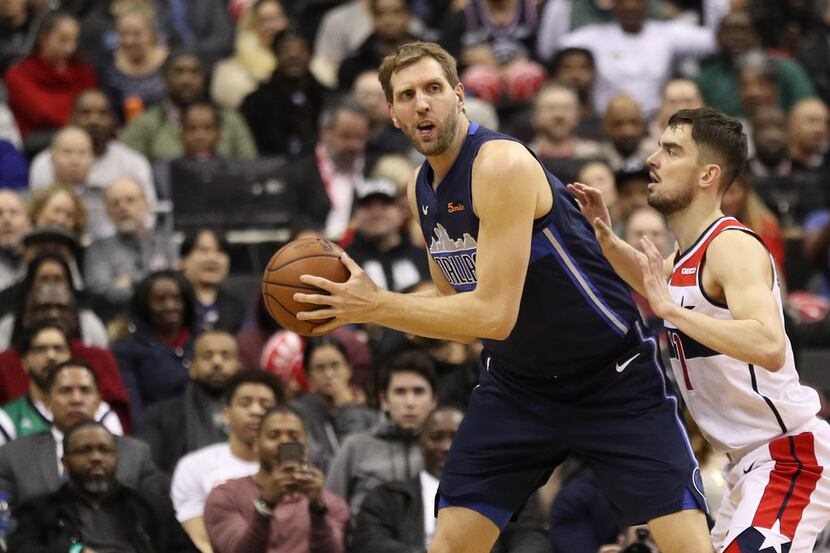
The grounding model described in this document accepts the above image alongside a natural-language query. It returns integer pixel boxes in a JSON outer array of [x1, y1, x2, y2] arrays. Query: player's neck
[[667, 202, 724, 253], [427, 118, 470, 187]]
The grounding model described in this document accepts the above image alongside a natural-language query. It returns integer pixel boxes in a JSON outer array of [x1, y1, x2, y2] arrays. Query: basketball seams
[[265, 253, 344, 273]]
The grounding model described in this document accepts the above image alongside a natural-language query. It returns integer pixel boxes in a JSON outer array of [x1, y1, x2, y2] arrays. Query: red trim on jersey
[[670, 217, 754, 286], [751, 432, 822, 538], [723, 539, 742, 552]]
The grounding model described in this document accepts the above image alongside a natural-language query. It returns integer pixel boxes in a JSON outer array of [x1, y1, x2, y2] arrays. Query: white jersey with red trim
[[666, 216, 819, 455]]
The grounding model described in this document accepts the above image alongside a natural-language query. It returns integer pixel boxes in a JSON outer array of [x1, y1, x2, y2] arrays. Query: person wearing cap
[[345, 177, 429, 292]]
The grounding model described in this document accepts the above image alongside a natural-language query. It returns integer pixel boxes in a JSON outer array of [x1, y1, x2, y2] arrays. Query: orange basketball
[[261, 238, 350, 336]]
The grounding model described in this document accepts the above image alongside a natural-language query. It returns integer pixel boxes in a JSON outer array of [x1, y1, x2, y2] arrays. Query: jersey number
[[669, 331, 694, 390]]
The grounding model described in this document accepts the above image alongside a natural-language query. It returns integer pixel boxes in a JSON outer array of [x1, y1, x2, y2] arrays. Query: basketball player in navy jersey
[[295, 42, 714, 553], [571, 107, 830, 551]]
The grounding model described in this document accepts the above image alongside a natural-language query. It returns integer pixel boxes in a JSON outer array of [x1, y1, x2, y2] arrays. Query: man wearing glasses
[[8, 419, 197, 552]]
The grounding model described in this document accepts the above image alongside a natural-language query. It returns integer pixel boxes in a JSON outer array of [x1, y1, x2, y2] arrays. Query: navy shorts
[[437, 322, 707, 529]]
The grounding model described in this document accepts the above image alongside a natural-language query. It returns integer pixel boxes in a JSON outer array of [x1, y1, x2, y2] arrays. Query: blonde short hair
[[378, 41, 459, 103]]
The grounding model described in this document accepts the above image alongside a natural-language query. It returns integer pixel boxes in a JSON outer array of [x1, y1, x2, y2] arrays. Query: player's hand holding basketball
[[294, 252, 386, 334], [636, 235, 676, 319], [567, 182, 614, 245]]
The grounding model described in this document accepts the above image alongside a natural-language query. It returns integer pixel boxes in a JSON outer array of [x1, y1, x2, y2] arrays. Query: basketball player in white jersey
[[570, 106, 830, 553]]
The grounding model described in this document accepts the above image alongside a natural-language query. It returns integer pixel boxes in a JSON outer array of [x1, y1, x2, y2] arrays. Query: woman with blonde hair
[[101, 0, 168, 121], [28, 184, 86, 239], [211, 0, 288, 109]]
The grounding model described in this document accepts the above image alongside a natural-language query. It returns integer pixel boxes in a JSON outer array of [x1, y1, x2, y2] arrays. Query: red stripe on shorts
[[751, 432, 822, 538]]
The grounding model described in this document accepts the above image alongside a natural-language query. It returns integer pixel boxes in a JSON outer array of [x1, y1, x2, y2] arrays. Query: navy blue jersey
[[415, 122, 643, 377]]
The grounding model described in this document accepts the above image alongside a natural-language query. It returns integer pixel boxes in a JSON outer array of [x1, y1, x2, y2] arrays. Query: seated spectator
[[547, 47, 601, 140], [203, 405, 350, 553], [345, 178, 430, 292], [284, 97, 370, 239], [536, 0, 668, 62], [0, 321, 122, 445], [0, 0, 47, 75], [84, 177, 176, 309], [647, 78, 704, 151], [747, 105, 791, 177], [351, 406, 552, 553], [112, 270, 196, 422], [598, 94, 652, 172], [29, 89, 158, 232], [0, 359, 167, 509], [559, 0, 715, 115], [138, 330, 243, 474], [577, 160, 621, 228], [211, 0, 288, 109], [179, 101, 223, 161], [788, 98, 829, 173], [442, 0, 545, 105], [721, 171, 786, 272], [338, 0, 418, 91], [614, 167, 651, 225], [101, 0, 168, 121], [240, 29, 329, 158], [3, 10, 97, 142], [737, 49, 781, 125], [291, 336, 378, 472], [38, 126, 114, 240], [181, 227, 245, 334], [697, 9, 816, 118], [1, 263, 108, 350], [529, 83, 602, 179], [353, 69, 412, 157], [8, 419, 198, 552], [0, 189, 30, 289], [173, 369, 284, 553], [122, 51, 257, 162], [156, 0, 233, 68], [0, 291, 131, 430], [326, 349, 436, 517]]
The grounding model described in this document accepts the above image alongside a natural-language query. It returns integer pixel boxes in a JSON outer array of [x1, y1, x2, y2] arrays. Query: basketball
[[261, 238, 351, 336]]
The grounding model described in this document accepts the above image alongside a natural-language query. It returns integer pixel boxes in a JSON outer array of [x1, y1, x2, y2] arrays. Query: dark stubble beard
[[410, 110, 459, 157], [647, 183, 695, 215]]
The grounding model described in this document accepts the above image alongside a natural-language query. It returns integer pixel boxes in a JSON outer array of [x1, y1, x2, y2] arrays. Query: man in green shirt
[[0, 321, 121, 443]]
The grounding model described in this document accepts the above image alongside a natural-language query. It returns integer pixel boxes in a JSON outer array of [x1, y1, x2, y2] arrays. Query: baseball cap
[[354, 178, 398, 204]]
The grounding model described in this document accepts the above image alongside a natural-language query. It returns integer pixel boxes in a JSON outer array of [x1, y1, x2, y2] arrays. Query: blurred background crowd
[[1, 0, 830, 551]]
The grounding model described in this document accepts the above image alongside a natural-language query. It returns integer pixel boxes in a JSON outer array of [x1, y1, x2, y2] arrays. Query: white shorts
[[712, 418, 830, 552]]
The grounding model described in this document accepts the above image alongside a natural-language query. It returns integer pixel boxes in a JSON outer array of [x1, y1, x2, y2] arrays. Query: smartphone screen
[[277, 442, 305, 465]]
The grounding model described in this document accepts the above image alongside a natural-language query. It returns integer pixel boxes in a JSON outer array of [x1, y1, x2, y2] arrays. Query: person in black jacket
[[240, 28, 329, 158], [346, 178, 430, 292], [180, 228, 246, 335], [350, 406, 552, 553], [8, 419, 198, 553], [137, 330, 244, 474]]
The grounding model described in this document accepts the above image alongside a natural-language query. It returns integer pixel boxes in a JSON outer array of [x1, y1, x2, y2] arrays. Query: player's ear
[[699, 164, 721, 190], [389, 104, 401, 129], [455, 83, 465, 112]]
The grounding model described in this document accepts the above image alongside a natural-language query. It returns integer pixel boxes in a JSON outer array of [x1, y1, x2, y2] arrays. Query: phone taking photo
[[277, 442, 305, 465]]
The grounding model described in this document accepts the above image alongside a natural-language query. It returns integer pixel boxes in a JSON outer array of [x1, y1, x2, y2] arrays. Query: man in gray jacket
[[0, 359, 168, 508], [325, 349, 436, 517]]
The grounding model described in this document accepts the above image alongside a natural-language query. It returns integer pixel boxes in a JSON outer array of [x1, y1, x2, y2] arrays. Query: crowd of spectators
[[1, 0, 830, 551]]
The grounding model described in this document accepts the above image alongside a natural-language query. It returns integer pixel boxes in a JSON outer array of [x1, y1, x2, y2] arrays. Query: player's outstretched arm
[[638, 231, 787, 371], [294, 141, 540, 341], [567, 182, 652, 295]]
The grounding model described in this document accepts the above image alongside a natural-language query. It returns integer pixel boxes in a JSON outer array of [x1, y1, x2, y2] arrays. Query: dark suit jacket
[[0, 431, 169, 508], [282, 153, 332, 232], [350, 476, 552, 553], [8, 482, 198, 553]]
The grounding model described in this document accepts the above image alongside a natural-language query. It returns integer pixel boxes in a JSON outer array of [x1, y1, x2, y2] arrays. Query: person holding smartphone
[[203, 405, 350, 553]]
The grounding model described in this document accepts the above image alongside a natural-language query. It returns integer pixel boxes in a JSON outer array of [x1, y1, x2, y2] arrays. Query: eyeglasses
[[65, 445, 117, 457]]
